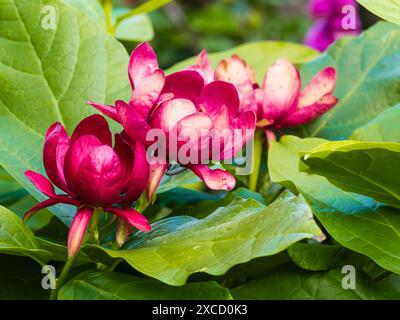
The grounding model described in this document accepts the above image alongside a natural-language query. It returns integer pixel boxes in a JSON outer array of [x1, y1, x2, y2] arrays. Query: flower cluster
[[305, 0, 361, 51], [192, 49, 337, 143], [25, 42, 338, 257], [88, 43, 256, 199]]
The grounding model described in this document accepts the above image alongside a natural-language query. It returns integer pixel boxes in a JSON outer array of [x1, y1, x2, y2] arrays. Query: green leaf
[[59, 270, 232, 300], [167, 41, 319, 83], [357, 0, 400, 25], [114, 13, 153, 42], [299, 22, 400, 140], [115, 0, 172, 25], [0, 0, 130, 225], [86, 192, 321, 285], [300, 140, 400, 208], [269, 135, 400, 275], [61, 0, 104, 22], [351, 103, 400, 142], [0, 254, 49, 299], [288, 243, 350, 271], [0, 205, 51, 265], [231, 264, 400, 300], [171, 187, 267, 219]]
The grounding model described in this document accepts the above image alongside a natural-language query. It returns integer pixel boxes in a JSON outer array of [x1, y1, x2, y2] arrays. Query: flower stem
[[49, 254, 78, 300], [102, 0, 115, 35], [248, 130, 264, 191]]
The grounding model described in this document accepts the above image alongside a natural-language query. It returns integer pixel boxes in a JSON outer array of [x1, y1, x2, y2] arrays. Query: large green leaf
[[87, 192, 321, 286], [299, 22, 400, 140], [0, 0, 130, 225], [231, 265, 400, 300], [269, 135, 400, 275], [0, 254, 49, 299], [357, 0, 400, 25], [59, 270, 232, 300], [288, 243, 350, 271], [300, 141, 400, 208], [0, 205, 51, 264], [168, 41, 318, 82], [351, 103, 400, 142]]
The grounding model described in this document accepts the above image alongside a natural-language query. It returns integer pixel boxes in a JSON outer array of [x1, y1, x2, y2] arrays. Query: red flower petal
[[280, 95, 337, 128], [68, 206, 93, 257], [129, 69, 165, 118], [74, 145, 123, 207], [196, 49, 213, 83], [128, 42, 159, 89], [122, 141, 150, 203], [71, 114, 112, 146], [86, 101, 120, 123], [116, 100, 151, 143], [214, 55, 257, 113], [299, 67, 337, 108], [262, 58, 301, 123], [199, 81, 240, 119], [106, 207, 151, 232], [25, 170, 56, 197], [23, 198, 60, 221], [188, 164, 236, 191], [64, 135, 103, 189], [43, 123, 71, 192], [220, 110, 256, 160], [146, 162, 168, 201], [161, 70, 204, 104]]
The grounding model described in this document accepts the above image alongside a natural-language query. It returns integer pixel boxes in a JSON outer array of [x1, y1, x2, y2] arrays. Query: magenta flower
[[196, 52, 337, 134], [305, 0, 361, 51], [88, 43, 256, 200], [25, 115, 151, 257]]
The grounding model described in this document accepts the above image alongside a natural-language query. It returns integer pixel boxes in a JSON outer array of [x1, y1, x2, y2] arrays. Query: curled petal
[[122, 141, 150, 203], [43, 123, 70, 192], [128, 42, 159, 89], [262, 58, 301, 122], [188, 164, 235, 191], [199, 81, 240, 119], [86, 101, 120, 123], [71, 114, 112, 146], [68, 206, 94, 257], [23, 198, 60, 221], [280, 95, 337, 128], [116, 100, 151, 143], [146, 163, 168, 201], [150, 99, 197, 133], [25, 170, 56, 197], [106, 207, 151, 232], [74, 146, 123, 207], [299, 67, 337, 108], [130, 69, 165, 118], [161, 70, 204, 104]]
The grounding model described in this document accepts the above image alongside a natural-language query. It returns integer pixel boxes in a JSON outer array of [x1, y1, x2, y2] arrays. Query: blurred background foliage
[[115, 0, 379, 68]]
